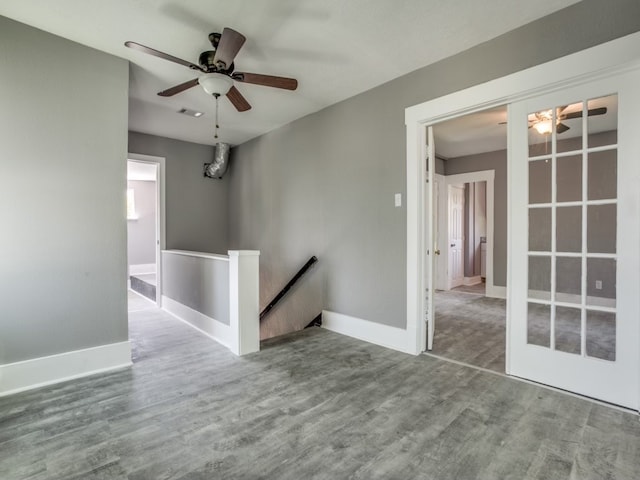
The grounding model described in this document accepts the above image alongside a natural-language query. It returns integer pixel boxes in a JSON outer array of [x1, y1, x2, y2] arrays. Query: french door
[[508, 70, 640, 409], [425, 126, 436, 350]]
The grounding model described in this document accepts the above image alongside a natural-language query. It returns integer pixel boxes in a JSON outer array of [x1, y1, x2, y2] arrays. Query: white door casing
[[128, 153, 166, 308], [447, 184, 465, 289], [508, 70, 640, 409]]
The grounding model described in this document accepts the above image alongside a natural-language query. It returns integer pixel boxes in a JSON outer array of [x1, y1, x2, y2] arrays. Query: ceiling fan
[[125, 27, 298, 113], [499, 104, 607, 134]]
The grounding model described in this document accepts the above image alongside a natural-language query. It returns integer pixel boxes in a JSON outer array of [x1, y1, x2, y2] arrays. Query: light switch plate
[[395, 193, 402, 207]]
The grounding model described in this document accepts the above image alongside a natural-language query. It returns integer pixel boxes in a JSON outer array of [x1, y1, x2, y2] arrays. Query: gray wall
[[446, 151, 507, 286], [127, 180, 156, 266], [128, 132, 229, 255], [228, 0, 640, 336], [162, 252, 230, 325], [0, 17, 129, 363]]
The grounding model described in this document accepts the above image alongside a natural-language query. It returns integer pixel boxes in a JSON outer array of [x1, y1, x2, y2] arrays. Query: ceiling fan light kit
[[199, 73, 234, 96], [125, 27, 298, 119]]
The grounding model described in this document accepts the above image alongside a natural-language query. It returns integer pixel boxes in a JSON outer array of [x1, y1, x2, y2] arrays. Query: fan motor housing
[[198, 50, 234, 74]]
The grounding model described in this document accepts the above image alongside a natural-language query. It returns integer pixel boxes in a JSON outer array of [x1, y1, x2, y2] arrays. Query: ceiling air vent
[[178, 107, 204, 117]]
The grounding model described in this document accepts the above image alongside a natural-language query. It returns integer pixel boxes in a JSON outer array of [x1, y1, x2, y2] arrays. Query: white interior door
[[425, 127, 436, 350], [508, 69, 640, 409], [447, 185, 465, 289]]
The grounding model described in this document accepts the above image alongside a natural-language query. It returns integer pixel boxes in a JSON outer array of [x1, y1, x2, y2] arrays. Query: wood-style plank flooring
[[1, 291, 639, 479], [433, 290, 506, 372]]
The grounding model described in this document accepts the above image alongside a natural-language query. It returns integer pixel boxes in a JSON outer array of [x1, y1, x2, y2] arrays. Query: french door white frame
[[405, 31, 640, 368], [128, 153, 166, 308]]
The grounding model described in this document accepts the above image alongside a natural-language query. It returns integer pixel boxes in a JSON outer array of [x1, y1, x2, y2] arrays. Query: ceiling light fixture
[[534, 120, 553, 135], [198, 73, 235, 140], [198, 73, 233, 96]]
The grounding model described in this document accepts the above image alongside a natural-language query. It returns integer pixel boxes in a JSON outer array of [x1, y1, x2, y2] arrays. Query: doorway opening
[[428, 105, 507, 373], [126, 153, 166, 310]]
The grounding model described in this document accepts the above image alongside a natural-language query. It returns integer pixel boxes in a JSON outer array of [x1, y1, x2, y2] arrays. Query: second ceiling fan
[[125, 27, 298, 112]]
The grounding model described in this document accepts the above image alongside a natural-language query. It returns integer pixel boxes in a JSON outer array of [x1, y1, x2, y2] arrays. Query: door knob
[[435, 249, 441, 255], [450, 244, 455, 247]]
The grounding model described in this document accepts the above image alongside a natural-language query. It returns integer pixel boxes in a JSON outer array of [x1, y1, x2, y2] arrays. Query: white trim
[[486, 285, 507, 299], [129, 263, 156, 275], [0, 341, 132, 397], [228, 250, 260, 356], [128, 153, 166, 308], [322, 310, 413, 355], [162, 249, 230, 262], [463, 276, 482, 286], [406, 31, 640, 356], [162, 295, 234, 350]]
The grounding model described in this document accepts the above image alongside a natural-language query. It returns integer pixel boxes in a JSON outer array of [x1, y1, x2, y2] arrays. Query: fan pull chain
[[214, 93, 220, 139]]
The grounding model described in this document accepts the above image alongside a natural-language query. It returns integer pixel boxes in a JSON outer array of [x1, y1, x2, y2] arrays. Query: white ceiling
[[1, 0, 581, 147]]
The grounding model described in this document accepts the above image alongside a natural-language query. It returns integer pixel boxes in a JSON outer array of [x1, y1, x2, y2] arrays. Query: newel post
[[228, 250, 260, 355]]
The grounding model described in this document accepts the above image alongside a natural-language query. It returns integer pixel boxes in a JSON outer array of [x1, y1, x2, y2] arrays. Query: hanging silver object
[[204, 142, 231, 179]]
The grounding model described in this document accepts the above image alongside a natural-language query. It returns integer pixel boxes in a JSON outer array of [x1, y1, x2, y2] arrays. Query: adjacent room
[[2, 1, 640, 478], [429, 106, 508, 373]]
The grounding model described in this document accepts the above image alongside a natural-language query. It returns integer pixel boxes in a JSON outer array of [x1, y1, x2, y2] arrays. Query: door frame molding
[[128, 153, 166, 308], [405, 31, 640, 356], [444, 171, 496, 295]]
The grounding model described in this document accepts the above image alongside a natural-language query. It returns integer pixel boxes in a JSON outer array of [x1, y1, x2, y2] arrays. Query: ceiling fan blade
[[226, 86, 251, 112], [560, 107, 608, 120], [213, 28, 246, 69], [124, 42, 206, 72], [158, 78, 200, 97], [556, 122, 570, 134], [125, 41, 205, 71], [232, 72, 298, 90]]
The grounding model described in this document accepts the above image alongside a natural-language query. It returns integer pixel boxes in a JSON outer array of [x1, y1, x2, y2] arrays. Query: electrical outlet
[[595, 280, 603, 290]]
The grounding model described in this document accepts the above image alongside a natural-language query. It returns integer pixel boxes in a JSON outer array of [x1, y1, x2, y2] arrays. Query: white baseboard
[[0, 341, 132, 397], [129, 263, 156, 275], [162, 295, 233, 352], [463, 276, 482, 286], [322, 310, 412, 354], [486, 285, 507, 299]]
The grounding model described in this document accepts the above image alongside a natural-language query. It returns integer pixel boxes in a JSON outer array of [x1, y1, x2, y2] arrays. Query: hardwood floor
[[433, 290, 506, 372], [1, 292, 639, 479]]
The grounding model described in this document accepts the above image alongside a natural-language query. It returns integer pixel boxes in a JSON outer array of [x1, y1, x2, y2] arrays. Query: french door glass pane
[[529, 159, 551, 204], [588, 150, 617, 200], [588, 94, 618, 148], [555, 306, 582, 355], [529, 208, 551, 251], [586, 310, 616, 361], [556, 155, 582, 202], [529, 256, 551, 300], [587, 205, 616, 253], [556, 257, 582, 304], [586, 258, 616, 308], [557, 102, 584, 153], [556, 206, 582, 253], [528, 303, 551, 347]]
